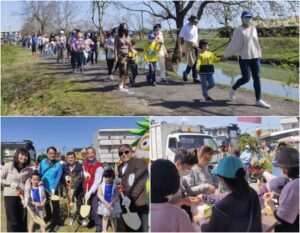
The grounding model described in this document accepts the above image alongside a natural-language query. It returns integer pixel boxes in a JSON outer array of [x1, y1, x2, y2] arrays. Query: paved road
[[43, 57, 299, 116]]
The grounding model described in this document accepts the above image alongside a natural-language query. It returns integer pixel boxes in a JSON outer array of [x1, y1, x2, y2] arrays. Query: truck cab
[[166, 132, 218, 162]]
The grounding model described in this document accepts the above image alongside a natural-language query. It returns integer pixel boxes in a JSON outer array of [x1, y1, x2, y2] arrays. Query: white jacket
[[224, 25, 262, 60]]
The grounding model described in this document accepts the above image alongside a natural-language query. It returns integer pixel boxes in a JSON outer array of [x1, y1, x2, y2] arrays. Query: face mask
[[179, 169, 191, 177], [242, 18, 252, 25], [166, 194, 174, 202], [219, 182, 228, 193]]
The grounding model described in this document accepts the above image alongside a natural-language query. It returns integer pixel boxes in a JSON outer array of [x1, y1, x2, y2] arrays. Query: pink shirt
[[151, 202, 195, 232], [277, 178, 299, 224]]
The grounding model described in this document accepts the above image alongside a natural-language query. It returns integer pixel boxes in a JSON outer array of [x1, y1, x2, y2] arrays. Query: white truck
[[150, 122, 218, 162]]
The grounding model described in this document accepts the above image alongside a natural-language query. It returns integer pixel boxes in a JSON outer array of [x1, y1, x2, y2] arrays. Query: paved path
[[42, 57, 299, 116]]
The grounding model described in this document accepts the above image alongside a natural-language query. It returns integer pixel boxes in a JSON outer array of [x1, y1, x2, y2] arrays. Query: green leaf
[[129, 128, 147, 136]]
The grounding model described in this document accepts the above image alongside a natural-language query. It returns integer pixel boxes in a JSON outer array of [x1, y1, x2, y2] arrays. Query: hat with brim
[[241, 10, 253, 18], [188, 15, 199, 24], [211, 156, 244, 179]]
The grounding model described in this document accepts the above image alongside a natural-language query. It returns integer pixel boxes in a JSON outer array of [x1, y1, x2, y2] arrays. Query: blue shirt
[[32, 36, 38, 45], [104, 183, 113, 202], [39, 159, 62, 191], [240, 150, 252, 164], [31, 187, 41, 202]]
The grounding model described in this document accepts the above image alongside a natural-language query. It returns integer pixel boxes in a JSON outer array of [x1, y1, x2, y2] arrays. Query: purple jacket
[[71, 37, 84, 52]]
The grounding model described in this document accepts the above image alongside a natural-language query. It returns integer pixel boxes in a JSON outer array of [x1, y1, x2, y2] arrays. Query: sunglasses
[[118, 150, 130, 156]]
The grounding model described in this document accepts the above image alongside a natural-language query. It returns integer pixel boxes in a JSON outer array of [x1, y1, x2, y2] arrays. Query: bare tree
[[91, 0, 110, 45]]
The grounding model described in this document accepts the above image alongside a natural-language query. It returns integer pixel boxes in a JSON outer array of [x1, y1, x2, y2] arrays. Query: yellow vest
[[129, 49, 138, 62], [143, 42, 161, 62], [196, 51, 220, 70]]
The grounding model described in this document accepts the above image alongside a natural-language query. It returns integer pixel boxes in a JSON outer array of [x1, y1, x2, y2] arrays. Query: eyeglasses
[[118, 150, 130, 156]]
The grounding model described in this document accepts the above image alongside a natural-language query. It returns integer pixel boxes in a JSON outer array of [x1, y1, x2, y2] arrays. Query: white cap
[[245, 145, 250, 149], [60, 30, 64, 34]]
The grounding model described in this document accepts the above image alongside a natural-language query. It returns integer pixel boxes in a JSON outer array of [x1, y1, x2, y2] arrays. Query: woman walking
[[115, 23, 133, 91], [224, 10, 271, 108], [71, 30, 85, 74]]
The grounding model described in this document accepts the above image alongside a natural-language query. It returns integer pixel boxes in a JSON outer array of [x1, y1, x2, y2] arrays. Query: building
[[93, 128, 136, 163], [205, 124, 240, 146], [1, 140, 36, 163], [280, 117, 299, 130], [1, 31, 22, 43]]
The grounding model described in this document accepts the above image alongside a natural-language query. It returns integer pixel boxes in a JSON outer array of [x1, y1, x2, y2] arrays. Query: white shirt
[[277, 178, 299, 224], [224, 25, 262, 59], [121, 162, 128, 175], [179, 23, 198, 44]]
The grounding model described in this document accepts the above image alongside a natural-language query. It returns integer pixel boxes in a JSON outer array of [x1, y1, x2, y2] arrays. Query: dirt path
[[41, 56, 299, 116]]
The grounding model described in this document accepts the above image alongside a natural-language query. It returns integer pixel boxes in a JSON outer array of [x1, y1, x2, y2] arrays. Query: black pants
[[45, 190, 60, 227], [129, 61, 138, 83], [107, 59, 115, 75], [70, 51, 75, 69], [4, 196, 27, 232], [89, 192, 103, 232]]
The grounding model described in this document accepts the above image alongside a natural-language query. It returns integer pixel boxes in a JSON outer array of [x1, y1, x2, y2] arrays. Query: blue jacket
[[32, 36, 38, 45], [39, 159, 62, 192]]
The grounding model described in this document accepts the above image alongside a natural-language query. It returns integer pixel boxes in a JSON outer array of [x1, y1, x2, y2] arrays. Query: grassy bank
[[134, 35, 299, 64], [1, 45, 122, 116]]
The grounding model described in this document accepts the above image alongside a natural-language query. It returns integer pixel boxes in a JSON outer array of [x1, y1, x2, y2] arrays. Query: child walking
[[196, 40, 222, 103], [97, 168, 122, 233], [25, 172, 46, 233], [144, 34, 162, 86], [128, 41, 139, 86]]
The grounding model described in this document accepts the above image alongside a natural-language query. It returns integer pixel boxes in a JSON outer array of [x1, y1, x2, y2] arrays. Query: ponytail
[[221, 168, 250, 199]]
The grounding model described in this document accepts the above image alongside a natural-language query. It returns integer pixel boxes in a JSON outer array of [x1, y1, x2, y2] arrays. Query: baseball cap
[[272, 147, 299, 168], [241, 10, 253, 18], [148, 34, 155, 40], [211, 156, 244, 179]]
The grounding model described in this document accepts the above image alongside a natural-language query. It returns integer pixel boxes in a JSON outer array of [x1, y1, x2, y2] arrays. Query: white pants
[[158, 50, 166, 80]]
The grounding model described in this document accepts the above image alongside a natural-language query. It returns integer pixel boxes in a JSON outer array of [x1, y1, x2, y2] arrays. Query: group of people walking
[[151, 144, 299, 232], [23, 9, 272, 107], [1, 145, 149, 232]]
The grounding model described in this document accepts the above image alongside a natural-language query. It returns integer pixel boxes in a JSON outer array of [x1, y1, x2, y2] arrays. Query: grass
[[134, 35, 299, 64], [1, 45, 124, 116], [0, 192, 124, 232]]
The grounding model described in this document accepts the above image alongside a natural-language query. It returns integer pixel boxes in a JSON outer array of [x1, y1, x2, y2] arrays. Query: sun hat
[[188, 15, 199, 24], [272, 147, 299, 168], [211, 156, 244, 179]]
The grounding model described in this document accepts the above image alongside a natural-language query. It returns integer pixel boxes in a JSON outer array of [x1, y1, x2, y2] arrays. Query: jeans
[[200, 74, 215, 99], [73, 52, 84, 72], [91, 48, 98, 64], [129, 61, 138, 82], [233, 58, 261, 100], [148, 62, 157, 83]]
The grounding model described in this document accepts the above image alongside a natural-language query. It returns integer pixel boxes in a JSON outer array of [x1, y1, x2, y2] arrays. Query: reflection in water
[[98, 51, 298, 100]]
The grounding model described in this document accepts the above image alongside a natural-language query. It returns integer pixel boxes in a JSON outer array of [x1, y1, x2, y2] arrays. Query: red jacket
[[83, 160, 102, 191]]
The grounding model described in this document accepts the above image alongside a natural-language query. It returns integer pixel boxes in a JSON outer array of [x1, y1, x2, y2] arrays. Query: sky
[[0, 0, 238, 32], [151, 116, 281, 134], [1, 117, 145, 154]]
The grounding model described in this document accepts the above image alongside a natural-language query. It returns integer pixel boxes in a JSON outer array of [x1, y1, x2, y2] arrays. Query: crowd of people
[[151, 143, 299, 232], [1, 145, 149, 233], [18, 10, 273, 107]]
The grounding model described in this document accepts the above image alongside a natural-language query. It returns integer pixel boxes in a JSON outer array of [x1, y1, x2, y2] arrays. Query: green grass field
[[1, 45, 123, 116], [134, 35, 299, 64]]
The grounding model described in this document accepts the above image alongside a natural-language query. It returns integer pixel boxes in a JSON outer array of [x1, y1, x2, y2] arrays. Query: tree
[[238, 134, 259, 152], [91, 0, 110, 45]]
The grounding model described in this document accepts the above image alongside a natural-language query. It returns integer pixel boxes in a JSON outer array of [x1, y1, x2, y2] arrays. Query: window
[[168, 138, 177, 151]]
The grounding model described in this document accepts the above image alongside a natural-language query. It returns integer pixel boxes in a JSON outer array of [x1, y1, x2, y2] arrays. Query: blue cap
[[148, 34, 155, 40], [241, 10, 253, 18], [211, 156, 244, 179]]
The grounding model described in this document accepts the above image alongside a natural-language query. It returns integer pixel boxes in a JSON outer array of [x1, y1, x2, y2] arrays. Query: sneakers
[[256, 99, 271, 108], [228, 87, 236, 100], [119, 86, 129, 92], [152, 82, 157, 86], [69, 218, 74, 226], [109, 75, 114, 80], [205, 97, 216, 103], [183, 71, 188, 82], [79, 219, 88, 227]]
